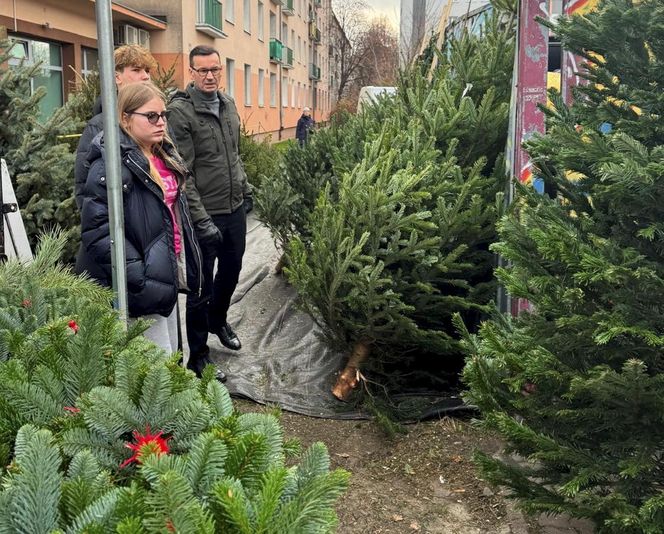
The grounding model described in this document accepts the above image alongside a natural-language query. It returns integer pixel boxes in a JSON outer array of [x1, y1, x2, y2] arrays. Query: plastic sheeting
[[180, 214, 363, 419], [180, 214, 467, 420]]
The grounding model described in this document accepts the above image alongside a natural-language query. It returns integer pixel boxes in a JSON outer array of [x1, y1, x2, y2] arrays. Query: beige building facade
[[1, 0, 166, 117], [1, 0, 345, 139]]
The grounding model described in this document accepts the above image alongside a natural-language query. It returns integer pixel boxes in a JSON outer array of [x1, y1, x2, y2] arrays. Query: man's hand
[[244, 194, 254, 214], [195, 219, 223, 251]]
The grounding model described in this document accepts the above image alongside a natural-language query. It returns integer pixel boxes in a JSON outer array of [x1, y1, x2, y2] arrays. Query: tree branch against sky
[[331, 0, 399, 102], [356, 17, 399, 89], [331, 0, 371, 100]]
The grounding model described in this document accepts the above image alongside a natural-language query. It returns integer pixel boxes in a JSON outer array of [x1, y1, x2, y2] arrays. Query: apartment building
[[1, 0, 345, 138], [1, 0, 166, 118]]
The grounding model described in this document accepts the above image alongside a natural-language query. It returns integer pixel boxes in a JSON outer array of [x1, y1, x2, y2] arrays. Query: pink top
[[151, 156, 182, 255]]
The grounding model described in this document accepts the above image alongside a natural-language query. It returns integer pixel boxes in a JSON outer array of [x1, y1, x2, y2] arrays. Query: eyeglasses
[[129, 111, 167, 124], [191, 66, 222, 77]]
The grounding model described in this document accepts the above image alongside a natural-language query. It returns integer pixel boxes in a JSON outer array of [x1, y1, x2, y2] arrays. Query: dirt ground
[[236, 400, 594, 534]]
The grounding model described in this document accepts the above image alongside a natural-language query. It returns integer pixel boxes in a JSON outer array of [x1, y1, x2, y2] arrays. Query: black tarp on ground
[[180, 214, 467, 420], [180, 214, 363, 419]]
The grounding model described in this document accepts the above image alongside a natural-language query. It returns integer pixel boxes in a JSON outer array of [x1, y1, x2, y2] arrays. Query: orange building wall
[[4, 0, 338, 142], [147, 0, 337, 141]]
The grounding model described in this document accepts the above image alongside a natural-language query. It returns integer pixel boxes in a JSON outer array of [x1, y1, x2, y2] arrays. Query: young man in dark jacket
[[73, 45, 156, 210], [167, 45, 252, 373]]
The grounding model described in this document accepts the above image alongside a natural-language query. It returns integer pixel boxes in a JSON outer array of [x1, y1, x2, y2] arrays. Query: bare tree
[[330, 0, 371, 101], [356, 17, 399, 89]]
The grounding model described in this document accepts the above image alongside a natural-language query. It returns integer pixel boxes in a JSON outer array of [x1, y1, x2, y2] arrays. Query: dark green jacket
[[167, 83, 249, 222]]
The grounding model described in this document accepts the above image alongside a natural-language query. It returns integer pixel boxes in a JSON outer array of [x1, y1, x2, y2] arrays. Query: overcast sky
[[363, 0, 400, 28]]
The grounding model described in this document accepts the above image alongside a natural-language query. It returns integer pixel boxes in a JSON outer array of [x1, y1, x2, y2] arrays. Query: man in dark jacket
[[167, 45, 252, 372], [73, 45, 156, 211], [295, 107, 315, 146]]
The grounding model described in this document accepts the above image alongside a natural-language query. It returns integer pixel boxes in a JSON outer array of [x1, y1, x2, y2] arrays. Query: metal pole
[[95, 0, 128, 323], [0, 166, 5, 263]]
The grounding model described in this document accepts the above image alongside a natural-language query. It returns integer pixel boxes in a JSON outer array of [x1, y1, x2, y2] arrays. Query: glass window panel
[[32, 41, 50, 67], [9, 39, 28, 63], [82, 47, 99, 74], [49, 42, 62, 66], [34, 70, 63, 119]]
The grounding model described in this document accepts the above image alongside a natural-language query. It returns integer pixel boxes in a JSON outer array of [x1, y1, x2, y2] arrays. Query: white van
[[357, 86, 397, 112]]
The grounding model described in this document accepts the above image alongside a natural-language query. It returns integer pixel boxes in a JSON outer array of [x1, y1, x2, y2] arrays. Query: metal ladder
[[1, 159, 32, 263]]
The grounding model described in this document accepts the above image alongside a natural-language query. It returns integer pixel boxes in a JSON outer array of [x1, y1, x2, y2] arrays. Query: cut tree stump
[[331, 340, 370, 401]]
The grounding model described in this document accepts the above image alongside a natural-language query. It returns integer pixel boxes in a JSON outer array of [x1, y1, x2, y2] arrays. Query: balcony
[[196, 0, 225, 38], [309, 63, 320, 80], [282, 0, 294, 15], [308, 21, 321, 43], [269, 38, 283, 63], [282, 46, 294, 69]]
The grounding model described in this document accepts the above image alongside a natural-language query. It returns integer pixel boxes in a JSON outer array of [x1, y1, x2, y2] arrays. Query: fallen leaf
[[392, 514, 404, 522], [451, 455, 463, 463], [410, 521, 421, 531], [335, 453, 350, 458], [404, 463, 415, 475], [453, 488, 466, 493]]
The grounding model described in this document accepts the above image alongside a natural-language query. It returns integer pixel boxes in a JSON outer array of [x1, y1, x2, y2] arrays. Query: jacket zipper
[[129, 154, 204, 297], [201, 102, 235, 210], [216, 112, 234, 208], [179, 193, 204, 297], [126, 155, 182, 285], [162, 156, 204, 297]]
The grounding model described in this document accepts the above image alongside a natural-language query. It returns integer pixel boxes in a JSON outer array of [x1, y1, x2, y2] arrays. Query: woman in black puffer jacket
[[78, 82, 204, 353]]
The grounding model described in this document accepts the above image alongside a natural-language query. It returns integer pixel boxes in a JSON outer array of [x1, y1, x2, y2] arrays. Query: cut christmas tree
[[462, 0, 664, 530], [258, 5, 515, 402]]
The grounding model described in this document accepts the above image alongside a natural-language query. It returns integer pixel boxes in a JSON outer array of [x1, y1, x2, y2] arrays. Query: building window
[[8, 37, 63, 119], [269, 72, 277, 107], [291, 81, 295, 108], [81, 47, 99, 77], [226, 58, 235, 97], [281, 75, 288, 107], [281, 22, 288, 45], [269, 12, 277, 39], [244, 64, 252, 106], [257, 1, 264, 41], [297, 82, 301, 107], [226, 0, 235, 23], [258, 68, 265, 107], [297, 36, 301, 62], [243, 0, 251, 32]]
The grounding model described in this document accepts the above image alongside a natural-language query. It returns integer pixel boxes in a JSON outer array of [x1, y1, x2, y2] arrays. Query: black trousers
[[186, 206, 246, 359]]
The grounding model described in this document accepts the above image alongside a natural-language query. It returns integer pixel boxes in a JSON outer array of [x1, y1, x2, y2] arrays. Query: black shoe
[[213, 368, 228, 383], [187, 352, 227, 383], [213, 322, 242, 351]]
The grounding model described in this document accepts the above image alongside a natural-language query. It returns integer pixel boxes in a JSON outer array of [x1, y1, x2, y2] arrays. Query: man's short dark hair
[[189, 46, 220, 67]]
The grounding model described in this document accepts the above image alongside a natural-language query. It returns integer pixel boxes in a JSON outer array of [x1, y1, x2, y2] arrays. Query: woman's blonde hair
[[118, 81, 185, 191]]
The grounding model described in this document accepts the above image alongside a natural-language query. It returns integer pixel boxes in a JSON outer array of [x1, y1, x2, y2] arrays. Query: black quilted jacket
[[77, 130, 203, 317]]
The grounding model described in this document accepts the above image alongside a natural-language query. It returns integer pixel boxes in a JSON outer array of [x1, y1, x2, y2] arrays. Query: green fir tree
[[0, 37, 81, 261], [259, 5, 515, 399], [462, 0, 664, 531], [0, 234, 350, 531]]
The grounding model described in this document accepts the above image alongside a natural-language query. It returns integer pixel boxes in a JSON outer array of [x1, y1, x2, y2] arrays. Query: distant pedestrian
[[296, 107, 315, 146]]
